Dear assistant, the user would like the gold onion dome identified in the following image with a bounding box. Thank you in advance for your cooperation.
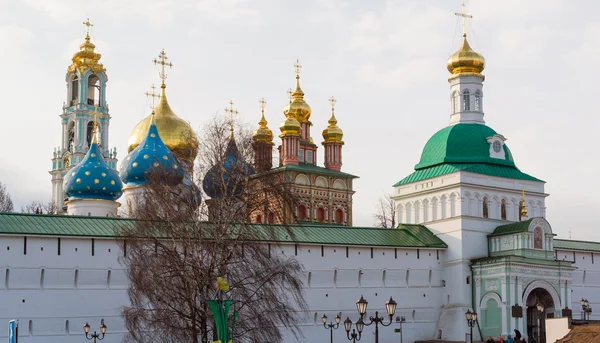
[280,114,301,136]
[283,60,311,123]
[253,100,274,144]
[446,34,485,75]
[127,85,198,164]
[68,34,105,74]
[322,113,343,143]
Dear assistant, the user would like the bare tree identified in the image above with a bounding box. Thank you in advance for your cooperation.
[118,115,307,343]
[0,182,13,213]
[21,200,55,214]
[373,194,396,228]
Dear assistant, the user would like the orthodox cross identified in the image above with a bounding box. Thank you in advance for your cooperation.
[287,88,293,103]
[259,97,267,116]
[224,100,238,139]
[294,59,302,78]
[91,106,103,143]
[145,84,160,111]
[329,96,337,114]
[454,3,473,37]
[83,18,93,37]
[153,49,173,87]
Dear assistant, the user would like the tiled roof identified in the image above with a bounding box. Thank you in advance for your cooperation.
[393,163,543,186]
[0,213,446,248]
[488,219,533,237]
[554,239,600,253]
[555,322,600,343]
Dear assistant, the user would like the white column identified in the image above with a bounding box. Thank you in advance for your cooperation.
[501,276,508,335]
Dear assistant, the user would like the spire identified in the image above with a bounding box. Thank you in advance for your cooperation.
[224,100,238,140]
[253,97,273,144]
[322,96,344,143]
[454,3,472,38]
[293,59,304,97]
[520,188,528,219]
[283,60,312,123]
[447,4,485,76]
[145,84,160,113]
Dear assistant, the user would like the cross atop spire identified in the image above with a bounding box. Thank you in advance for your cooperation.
[329,96,337,113]
[224,100,238,139]
[145,84,160,111]
[294,59,302,79]
[287,88,293,103]
[454,2,473,37]
[83,18,93,38]
[153,49,173,88]
[259,97,267,116]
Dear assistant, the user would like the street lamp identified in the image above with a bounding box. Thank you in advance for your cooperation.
[396,316,406,343]
[580,298,592,320]
[344,317,364,342]
[83,320,106,342]
[536,303,544,343]
[465,310,477,343]
[353,296,397,343]
[322,313,341,343]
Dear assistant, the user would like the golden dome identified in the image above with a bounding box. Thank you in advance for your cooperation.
[127,85,198,164]
[283,76,311,123]
[253,100,274,144]
[322,98,344,143]
[279,116,301,136]
[447,35,485,75]
[68,34,105,74]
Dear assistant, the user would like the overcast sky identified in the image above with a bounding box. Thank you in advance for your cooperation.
[1,0,599,241]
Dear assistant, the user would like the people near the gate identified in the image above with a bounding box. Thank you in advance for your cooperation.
[486,336,495,343]
[499,336,504,343]
[506,334,515,343]
[514,329,522,342]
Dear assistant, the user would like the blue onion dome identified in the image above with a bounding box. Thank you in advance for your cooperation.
[120,115,184,187]
[180,174,202,207]
[64,132,122,201]
[202,138,255,198]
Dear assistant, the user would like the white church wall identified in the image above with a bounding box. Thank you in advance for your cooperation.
[556,248,600,320]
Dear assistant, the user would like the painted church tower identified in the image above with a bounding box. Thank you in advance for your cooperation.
[392,5,548,340]
[50,20,118,213]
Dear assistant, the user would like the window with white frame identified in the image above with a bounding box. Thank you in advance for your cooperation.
[463,90,471,111]
[474,91,481,111]
[453,91,459,113]
[299,149,305,162]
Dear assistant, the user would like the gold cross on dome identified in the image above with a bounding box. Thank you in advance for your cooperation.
[294,59,302,77]
[454,2,473,37]
[153,49,173,86]
[83,18,93,37]
[287,88,293,103]
[224,100,238,138]
[145,84,160,110]
[259,97,267,114]
[329,96,337,112]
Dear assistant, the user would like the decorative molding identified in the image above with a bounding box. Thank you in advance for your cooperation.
[480,291,503,309]
[522,280,561,309]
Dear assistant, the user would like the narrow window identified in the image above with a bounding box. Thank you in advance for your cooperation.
[57,237,61,256]
[294,244,298,256]
[298,205,307,220]
[483,197,489,218]
[346,246,349,258]
[474,92,481,111]
[299,149,305,162]
[417,249,420,259]
[268,244,271,258]
[437,250,439,260]
[91,239,95,256]
[453,91,459,113]
[501,199,507,220]
[466,276,470,284]
[317,207,326,222]
[370,247,373,259]
[321,245,324,257]
[463,90,471,111]
[71,75,79,104]
[335,208,344,224]
[23,237,27,255]
[267,212,275,224]
[123,240,127,257]
[40,269,45,289]
[255,214,262,223]
[395,248,397,259]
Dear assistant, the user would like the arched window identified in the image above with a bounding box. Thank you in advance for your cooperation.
[86,121,99,148]
[452,91,459,113]
[462,90,471,111]
[501,199,507,220]
[87,74,100,106]
[67,121,75,152]
[298,205,307,220]
[483,197,488,218]
[267,212,275,224]
[474,91,481,111]
[335,208,344,224]
[255,214,262,223]
[71,75,79,104]
[317,207,326,222]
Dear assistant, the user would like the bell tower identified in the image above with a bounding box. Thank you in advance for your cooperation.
[50,19,118,213]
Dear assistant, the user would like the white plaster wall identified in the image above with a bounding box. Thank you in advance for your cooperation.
[0,234,447,343]
[556,248,600,320]
[544,317,569,343]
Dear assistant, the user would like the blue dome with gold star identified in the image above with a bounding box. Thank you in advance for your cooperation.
[64,137,123,201]
[202,138,254,198]
[120,116,184,187]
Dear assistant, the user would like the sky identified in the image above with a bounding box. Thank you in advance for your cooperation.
[1,0,599,241]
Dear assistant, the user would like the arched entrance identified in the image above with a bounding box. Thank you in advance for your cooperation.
[526,288,554,343]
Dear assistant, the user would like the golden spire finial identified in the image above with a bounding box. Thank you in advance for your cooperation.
[520,188,528,219]
[153,49,173,88]
[329,96,337,113]
[294,58,302,79]
[454,2,473,37]
[259,97,267,117]
[91,106,102,144]
[224,100,238,139]
[287,88,293,104]
[83,18,93,38]
[145,84,160,112]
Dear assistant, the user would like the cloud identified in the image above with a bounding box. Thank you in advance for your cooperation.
[196,0,262,26]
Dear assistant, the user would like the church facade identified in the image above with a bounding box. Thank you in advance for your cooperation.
[0,12,598,343]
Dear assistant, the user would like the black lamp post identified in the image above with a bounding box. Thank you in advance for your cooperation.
[353,295,397,343]
[344,317,364,342]
[580,298,592,320]
[465,310,478,343]
[83,320,106,342]
[322,313,341,343]
[396,316,406,343]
